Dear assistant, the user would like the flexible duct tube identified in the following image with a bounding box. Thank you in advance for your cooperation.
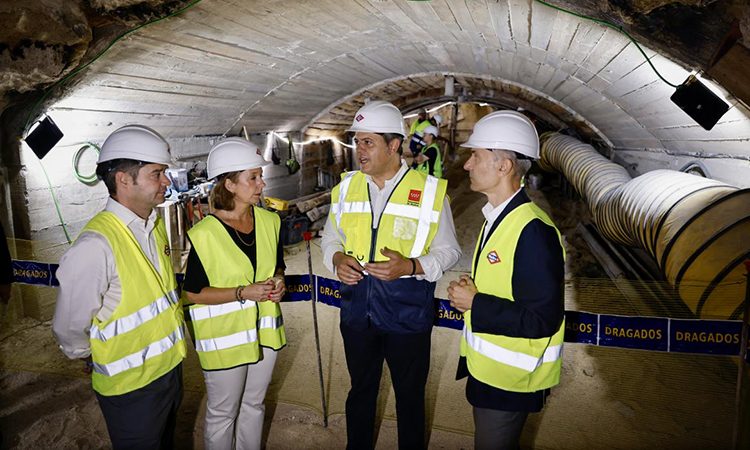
[539,133,750,319]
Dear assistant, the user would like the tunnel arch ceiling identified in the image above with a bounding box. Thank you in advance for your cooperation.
[44,0,750,182]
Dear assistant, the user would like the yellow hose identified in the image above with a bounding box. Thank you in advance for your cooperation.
[540,133,750,319]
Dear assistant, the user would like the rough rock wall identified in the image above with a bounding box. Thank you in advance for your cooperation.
[0,0,193,241]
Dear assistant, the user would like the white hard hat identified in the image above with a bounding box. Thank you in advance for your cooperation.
[98,125,171,165]
[207,137,269,179]
[348,101,406,137]
[460,110,539,159]
[432,114,443,125]
[423,125,439,137]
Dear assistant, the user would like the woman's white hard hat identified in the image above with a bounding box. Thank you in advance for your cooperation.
[423,125,439,137]
[207,137,269,179]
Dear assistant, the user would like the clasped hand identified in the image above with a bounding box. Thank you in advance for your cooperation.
[242,277,285,302]
[447,274,477,313]
[334,247,411,285]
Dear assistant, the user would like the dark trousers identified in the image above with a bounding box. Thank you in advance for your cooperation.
[473,407,529,450]
[340,323,431,450]
[96,363,183,450]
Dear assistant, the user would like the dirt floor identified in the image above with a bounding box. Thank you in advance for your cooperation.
[0,159,740,449]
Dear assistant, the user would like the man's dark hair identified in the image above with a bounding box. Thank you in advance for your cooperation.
[381,133,404,155]
[95,159,144,196]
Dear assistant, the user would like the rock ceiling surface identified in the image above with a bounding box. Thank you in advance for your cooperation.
[10,0,750,158]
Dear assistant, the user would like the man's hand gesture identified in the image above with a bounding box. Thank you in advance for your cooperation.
[365,247,413,281]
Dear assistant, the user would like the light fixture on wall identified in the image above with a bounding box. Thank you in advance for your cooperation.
[670,75,730,131]
[23,116,64,159]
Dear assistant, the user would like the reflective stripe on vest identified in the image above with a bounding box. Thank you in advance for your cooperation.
[332,170,444,260]
[463,326,562,372]
[84,212,186,396]
[93,325,184,377]
[189,299,257,322]
[259,315,284,330]
[90,290,179,342]
[195,328,258,353]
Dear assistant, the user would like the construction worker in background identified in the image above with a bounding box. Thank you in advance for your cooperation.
[182,137,286,450]
[322,100,461,449]
[447,111,565,450]
[53,125,187,449]
[414,125,443,178]
[407,107,432,156]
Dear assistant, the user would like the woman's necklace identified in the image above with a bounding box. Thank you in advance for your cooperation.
[234,227,255,247]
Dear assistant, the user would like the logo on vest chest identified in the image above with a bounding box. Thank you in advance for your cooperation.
[486,250,500,264]
[164,244,171,256]
[407,189,422,206]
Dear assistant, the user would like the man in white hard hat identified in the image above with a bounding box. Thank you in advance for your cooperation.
[321,100,461,449]
[447,111,565,449]
[53,125,187,449]
[407,107,431,156]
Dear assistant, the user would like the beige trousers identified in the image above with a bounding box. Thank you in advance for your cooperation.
[203,348,277,450]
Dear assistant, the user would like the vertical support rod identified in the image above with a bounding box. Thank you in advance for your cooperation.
[304,231,328,427]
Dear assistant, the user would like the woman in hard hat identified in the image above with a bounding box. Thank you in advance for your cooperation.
[182,137,286,450]
[414,125,443,178]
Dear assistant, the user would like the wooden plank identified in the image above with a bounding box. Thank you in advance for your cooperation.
[603,62,658,98]
[508,0,531,45]
[707,43,750,108]
[486,0,514,52]
[529,1,557,52]
[599,41,657,84]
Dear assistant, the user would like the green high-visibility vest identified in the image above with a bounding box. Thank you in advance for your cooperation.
[410,119,431,135]
[330,169,447,263]
[85,212,186,396]
[416,143,443,178]
[460,202,565,392]
[187,208,285,370]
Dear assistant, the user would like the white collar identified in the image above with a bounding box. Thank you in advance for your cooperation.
[481,187,523,227]
[364,161,409,190]
[105,197,157,229]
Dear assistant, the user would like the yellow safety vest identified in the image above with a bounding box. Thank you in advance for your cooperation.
[460,203,565,392]
[84,212,186,396]
[330,169,447,264]
[416,143,443,178]
[187,208,285,370]
[409,119,431,136]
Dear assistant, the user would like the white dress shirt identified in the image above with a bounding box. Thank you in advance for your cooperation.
[321,162,461,282]
[53,198,163,359]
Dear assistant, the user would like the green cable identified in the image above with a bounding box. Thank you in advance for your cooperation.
[534,0,681,88]
[72,142,100,185]
[22,0,204,133]
[37,159,72,244]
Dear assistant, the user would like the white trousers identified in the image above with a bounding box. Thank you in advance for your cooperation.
[203,348,278,450]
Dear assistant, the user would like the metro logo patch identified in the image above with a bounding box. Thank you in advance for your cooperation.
[407,189,422,206]
[355,114,365,122]
[487,250,500,264]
